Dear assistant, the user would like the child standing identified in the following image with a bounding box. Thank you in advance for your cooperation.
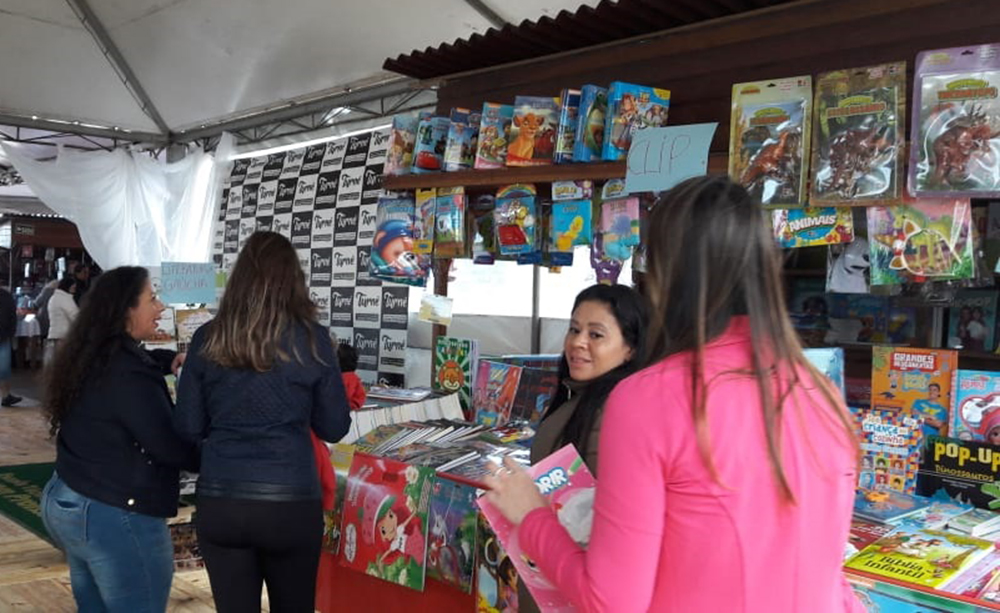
[338,343,367,410]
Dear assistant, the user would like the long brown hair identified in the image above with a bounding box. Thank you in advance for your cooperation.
[44,266,150,435]
[202,231,323,371]
[643,175,856,501]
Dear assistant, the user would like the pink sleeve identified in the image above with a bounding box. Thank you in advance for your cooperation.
[519,379,667,613]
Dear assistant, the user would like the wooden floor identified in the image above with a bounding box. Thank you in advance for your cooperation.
[0,370,269,612]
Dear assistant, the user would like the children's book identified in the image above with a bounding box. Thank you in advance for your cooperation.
[845,525,995,589]
[803,346,846,398]
[602,81,671,161]
[478,444,597,612]
[853,489,934,523]
[473,361,523,427]
[413,188,436,255]
[507,96,560,167]
[412,114,450,173]
[573,84,608,163]
[145,306,178,351]
[174,308,213,346]
[826,294,917,347]
[977,567,1000,603]
[433,337,479,417]
[947,290,998,352]
[434,188,467,258]
[600,197,640,261]
[475,103,514,170]
[549,200,592,266]
[499,354,562,372]
[476,511,519,612]
[443,108,480,172]
[941,549,1000,598]
[371,195,430,287]
[949,507,1000,537]
[772,206,854,248]
[495,184,538,257]
[871,346,957,439]
[385,114,419,176]
[554,88,581,164]
[846,519,896,560]
[918,435,1000,511]
[509,367,560,429]
[322,443,356,555]
[851,407,925,494]
[895,499,974,531]
[338,453,435,591]
[425,479,478,593]
[951,370,1000,443]
[867,200,974,285]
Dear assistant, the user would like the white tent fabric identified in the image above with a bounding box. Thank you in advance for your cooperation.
[0,134,233,269]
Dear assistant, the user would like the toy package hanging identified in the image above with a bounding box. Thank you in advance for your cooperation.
[554,88,581,164]
[811,62,906,205]
[601,81,671,161]
[443,108,480,172]
[495,184,537,257]
[385,114,419,176]
[474,103,514,170]
[550,200,592,265]
[910,44,1000,197]
[413,188,436,255]
[729,76,812,207]
[573,84,608,163]
[412,114,451,173]
[371,195,430,287]
[434,187,467,258]
[507,96,560,167]
[772,207,854,248]
[470,194,497,265]
[601,197,640,261]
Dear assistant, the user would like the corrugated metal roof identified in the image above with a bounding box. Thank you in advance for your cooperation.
[384,0,800,79]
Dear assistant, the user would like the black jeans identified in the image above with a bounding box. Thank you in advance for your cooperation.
[195,495,322,613]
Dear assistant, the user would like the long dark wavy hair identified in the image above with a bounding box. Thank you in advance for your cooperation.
[643,175,856,501]
[544,284,647,461]
[44,266,150,435]
[201,231,323,371]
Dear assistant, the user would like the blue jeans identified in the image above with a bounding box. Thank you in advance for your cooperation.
[41,473,174,613]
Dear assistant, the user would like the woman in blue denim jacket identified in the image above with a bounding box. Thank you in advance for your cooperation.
[41,266,198,613]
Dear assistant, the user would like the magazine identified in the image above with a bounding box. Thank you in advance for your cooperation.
[871,346,957,439]
[426,479,478,593]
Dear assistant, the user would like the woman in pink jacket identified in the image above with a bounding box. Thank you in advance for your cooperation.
[485,175,863,612]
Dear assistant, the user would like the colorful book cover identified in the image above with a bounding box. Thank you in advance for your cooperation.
[977,566,1000,602]
[476,511,519,613]
[600,197,640,261]
[852,406,925,494]
[952,370,1000,443]
[551,180,593,202]
[433,336,478,416]
[849,519,896,553]
[174,308,213,345]
[443,108,480,172]
[509,367,560,429]
[826,294,917,346]
[772,207,854,248]
[385,114,419,176]
[896,499,974,531]
[338,453,435,591]
[918,435,1000,511]
[947,507,1000,536]
[412,115,450,173]
[871,346,957,439]
[371,195,430,287]
[867,200,974,285]
[478,444,596,613]
[947,290,998,352]
[845,525,995,589]
[849,583,953,612]
[413,188,436,255]
[322,443,356,555]
[554,88,581,164]
[550,200,592,260]
[434,188,467,258]
[425,479,478,593]
[846,376,873,408]
[601,81,671,161]
[507,96,560,167]
[941,549,1000,598]
[803,346,845,398]
[573,84,608,163]
[473,360,523,427]
[853,489,934,523]
[475,103,514,170]
[495,184,538,257]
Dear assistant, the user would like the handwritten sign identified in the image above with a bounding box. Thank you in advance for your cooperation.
[160,261,216,305]
[624,123,718,194]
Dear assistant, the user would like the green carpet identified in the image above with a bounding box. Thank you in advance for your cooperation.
[0,462,53,542]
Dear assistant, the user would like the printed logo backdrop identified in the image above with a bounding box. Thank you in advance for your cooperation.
[212,128,406,386]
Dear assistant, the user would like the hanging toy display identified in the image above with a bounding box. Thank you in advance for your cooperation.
[434,187,467,258]
[600,197,640,262]
[590,233,623,285]
[413,188,436,255]
[494,184,538,259]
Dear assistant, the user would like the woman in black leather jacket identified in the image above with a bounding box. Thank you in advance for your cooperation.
[174,231,351,613]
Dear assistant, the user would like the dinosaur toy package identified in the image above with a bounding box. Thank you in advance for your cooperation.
[910,44,1000,197]
[729,76,812,207]
[811,62,906,206]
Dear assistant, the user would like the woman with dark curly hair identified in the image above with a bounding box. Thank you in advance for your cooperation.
[40,266,198,613]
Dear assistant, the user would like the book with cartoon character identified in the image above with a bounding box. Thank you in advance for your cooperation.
[951,370,1000,443]
[507,96,560,167]
[425,479,478,593]
[509,367,560,429]
[554,88,581,164]
[476,511,520,613]
[573,85,608,163]
[475,103,514,170]
[433,336,479,418]
[600,197,640,262]
[473,361,523,427]
[322,443,356,555]
[871,346,957,439]
[338,453,435,591]
[434,188,467,258]
[550,200,592,263]
[443,108,480,172]
[370,195,431,287]
[385,113,419,176]
[851,406,925,494]
[845,525,995,589]
[495,184,538,257]
[601,81,671,161]
[477,444,597,613]
[412,115,450,173]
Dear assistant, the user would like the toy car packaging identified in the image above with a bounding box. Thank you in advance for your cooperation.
[370,195,430,286]
[494,184,538,257]
[910,44,1000,197]
[811,62,906,206]
[729,76,812,207]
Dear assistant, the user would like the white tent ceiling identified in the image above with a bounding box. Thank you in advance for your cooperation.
[0,0,603,140]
